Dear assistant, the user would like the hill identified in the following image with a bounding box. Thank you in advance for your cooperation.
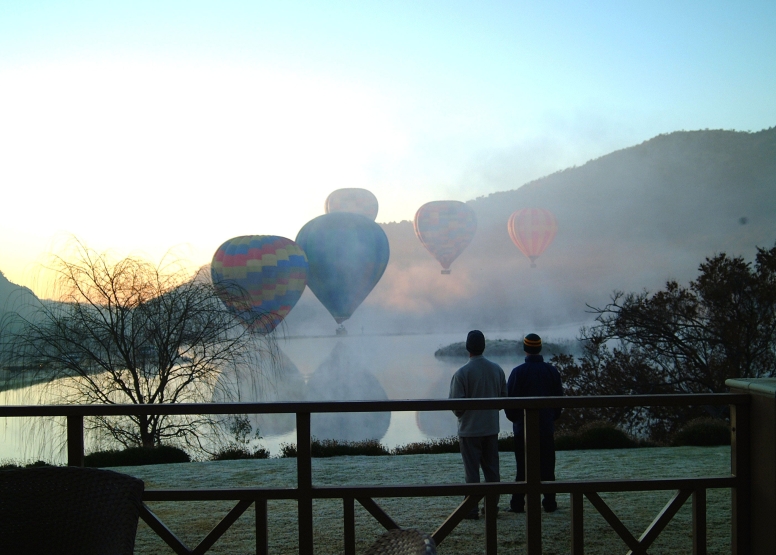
[284,128,776,335]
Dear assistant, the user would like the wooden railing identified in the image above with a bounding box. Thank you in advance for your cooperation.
[0,393,749,554]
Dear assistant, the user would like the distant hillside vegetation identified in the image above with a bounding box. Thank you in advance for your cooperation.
[0,271,37,322]
[435,339,580,359]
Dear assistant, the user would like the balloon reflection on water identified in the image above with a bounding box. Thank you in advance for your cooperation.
[212,349,305,437]
[305,342,390,442]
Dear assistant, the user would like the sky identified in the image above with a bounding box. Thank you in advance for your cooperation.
[1,0,774,296]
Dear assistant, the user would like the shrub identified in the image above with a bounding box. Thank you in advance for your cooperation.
[557,421,638,450]
[278,442,297,458]
[211,445,270,461]
[497,435,515,452]
[84,445,191,467]
[279,438,390,458]
[393,437,460,455]
[0,460,52,470]
[671,418,730,446]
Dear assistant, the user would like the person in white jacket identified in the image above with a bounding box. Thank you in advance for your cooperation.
[449,330,508,519]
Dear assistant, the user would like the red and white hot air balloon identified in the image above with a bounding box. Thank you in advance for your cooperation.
[508,208,557,267]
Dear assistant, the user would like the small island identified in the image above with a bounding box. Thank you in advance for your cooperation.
[434,338,578,359]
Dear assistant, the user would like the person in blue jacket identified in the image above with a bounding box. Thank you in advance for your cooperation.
[505,333,564,513]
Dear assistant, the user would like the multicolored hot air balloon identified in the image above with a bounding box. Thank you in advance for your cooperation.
[508,208,558,267]
[295,212,389,334]
[414,200,477,274]
[211,236,308,332]
[325,188,379,221]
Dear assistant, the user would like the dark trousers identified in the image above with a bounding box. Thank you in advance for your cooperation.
[511,432,556,510]
[460,435,500,513]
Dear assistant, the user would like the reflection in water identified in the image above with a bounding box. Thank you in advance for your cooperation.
[415,357,515,439]
[415,373,458,438]
[306,342,390,441]
[213,348,305,437]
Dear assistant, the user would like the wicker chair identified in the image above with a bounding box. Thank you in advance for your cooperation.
[363,528,437,555]
[0,466,144,555]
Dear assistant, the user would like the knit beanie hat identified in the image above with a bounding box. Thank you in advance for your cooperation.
[466,330,486,355]
[523,333,542,354]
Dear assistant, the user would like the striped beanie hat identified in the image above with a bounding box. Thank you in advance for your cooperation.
[523,333,542,354]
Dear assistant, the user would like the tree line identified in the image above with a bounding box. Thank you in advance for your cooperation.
[553,243,776,441]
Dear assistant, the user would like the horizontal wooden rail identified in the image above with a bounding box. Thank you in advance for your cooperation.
[142,476,737,502]
[0,392,748,417]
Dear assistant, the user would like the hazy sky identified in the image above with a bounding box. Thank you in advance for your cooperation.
[1,0,774,294]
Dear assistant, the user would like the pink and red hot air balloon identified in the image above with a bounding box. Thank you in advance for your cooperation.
[325,188,379,221]
[508,208,557,267]
[414,200,477,274]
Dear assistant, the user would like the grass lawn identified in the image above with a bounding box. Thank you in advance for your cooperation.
[117,446,731,554]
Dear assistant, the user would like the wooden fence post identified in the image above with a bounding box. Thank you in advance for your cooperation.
[525,408,542,555]
[66,414,84,467]
[726,378,775,554]
[297,412,314,554]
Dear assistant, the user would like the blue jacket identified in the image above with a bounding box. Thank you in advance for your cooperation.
[505,354,564,436]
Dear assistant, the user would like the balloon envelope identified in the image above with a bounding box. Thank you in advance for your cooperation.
[296,213,390,325]
[325,188,379,221]
[508,208,558,267]
[414,201,477,274]
[211,236,308,332]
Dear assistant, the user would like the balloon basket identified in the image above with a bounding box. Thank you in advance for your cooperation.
[441,269,451,275]
[530,263,537,268]
[335,325,348,336]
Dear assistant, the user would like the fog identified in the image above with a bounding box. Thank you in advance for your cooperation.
[284,128,776,337]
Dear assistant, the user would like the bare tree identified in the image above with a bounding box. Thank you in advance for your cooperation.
[0,240,277,452]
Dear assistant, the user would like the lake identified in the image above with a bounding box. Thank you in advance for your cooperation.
[0,324,584,462]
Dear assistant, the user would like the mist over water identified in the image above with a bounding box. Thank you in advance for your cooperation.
[0,324,584,461]
[213,349,305,437]
[256,326,583,453]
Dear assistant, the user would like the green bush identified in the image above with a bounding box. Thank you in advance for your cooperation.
[557,421,638,450]
[671,417,730,446]
[393,437,460,455]
[84,445,191,467]
[211,445,270,461]
[279,438,390,458]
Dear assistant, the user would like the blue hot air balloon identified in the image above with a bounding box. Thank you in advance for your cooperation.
[295,213,389,333]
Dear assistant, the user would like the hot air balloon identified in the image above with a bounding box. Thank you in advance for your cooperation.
[295,213,389,334]
[325,188,379,221]
[508,208,558,267]
[414,201,477,274]
[211,236,308,332]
